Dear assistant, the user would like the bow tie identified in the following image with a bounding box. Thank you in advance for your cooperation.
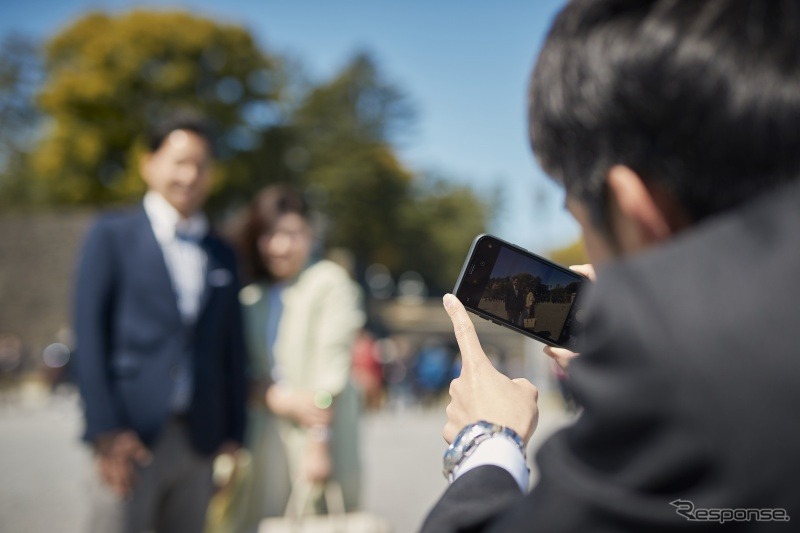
[174,228,204,244]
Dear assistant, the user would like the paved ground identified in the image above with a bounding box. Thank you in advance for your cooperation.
[478,298,572,343]
[0,382,575,533]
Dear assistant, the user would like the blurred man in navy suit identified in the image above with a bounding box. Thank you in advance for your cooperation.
[74,114,246,533]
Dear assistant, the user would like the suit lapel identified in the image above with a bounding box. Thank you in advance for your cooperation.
[197,236,217,321]
[133,208,182,324]
[195,235,237,324]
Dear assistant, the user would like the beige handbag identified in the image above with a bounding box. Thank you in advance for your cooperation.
[523,318,537,329]
[259,480,392,533]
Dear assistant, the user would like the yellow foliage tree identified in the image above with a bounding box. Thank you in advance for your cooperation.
[548,237,589,267]
[32,10,282,205]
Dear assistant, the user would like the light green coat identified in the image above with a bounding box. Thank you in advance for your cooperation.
[225,260,365,532]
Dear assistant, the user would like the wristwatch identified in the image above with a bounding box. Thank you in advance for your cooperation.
[442,420,526,481]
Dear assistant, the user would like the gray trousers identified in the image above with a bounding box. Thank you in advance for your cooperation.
[86,418,214,533]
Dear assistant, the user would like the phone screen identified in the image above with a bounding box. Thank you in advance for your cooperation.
[454,234,587,349]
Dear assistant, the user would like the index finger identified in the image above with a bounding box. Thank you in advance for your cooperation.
[543,345,578,371]
[569,264,596,282]
[442,294,489,368]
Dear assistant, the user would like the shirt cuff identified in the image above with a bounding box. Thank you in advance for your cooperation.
[452,435,529,492]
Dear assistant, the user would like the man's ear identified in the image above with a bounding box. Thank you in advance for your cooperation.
[606,165,673,252]
[139,153,153,186]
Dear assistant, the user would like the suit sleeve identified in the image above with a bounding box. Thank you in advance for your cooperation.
[73,219,123,442]
[421,466,525,533]
[422,268,710,531]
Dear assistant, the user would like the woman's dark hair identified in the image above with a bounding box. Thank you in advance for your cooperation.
[237,185,311,282]
[146,112,216,155]
[529,0,800,229]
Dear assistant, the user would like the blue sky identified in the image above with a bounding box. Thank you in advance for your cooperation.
[0,0,580,253]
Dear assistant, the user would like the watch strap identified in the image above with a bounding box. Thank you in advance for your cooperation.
[443,420,527,480]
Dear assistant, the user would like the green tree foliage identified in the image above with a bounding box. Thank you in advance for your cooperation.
[398,178,493,291]
[287,53,490,291]
[0,34,41,206]
[32,10,282,204]
[289,54,413,268]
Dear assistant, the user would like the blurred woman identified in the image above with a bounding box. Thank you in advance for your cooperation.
[224,185,364,531]
[525,287,536,320]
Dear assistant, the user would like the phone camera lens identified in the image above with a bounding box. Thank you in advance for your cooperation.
[479,261,486,267]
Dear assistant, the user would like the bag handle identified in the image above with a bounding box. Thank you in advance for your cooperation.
[283,478,347,520]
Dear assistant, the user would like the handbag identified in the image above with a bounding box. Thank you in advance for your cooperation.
[523,318,536,329]
[259,479,392,533]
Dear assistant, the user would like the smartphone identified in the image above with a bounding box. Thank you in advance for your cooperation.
[453,234,588,349]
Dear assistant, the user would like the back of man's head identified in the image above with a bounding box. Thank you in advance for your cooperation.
[529,0,800,227]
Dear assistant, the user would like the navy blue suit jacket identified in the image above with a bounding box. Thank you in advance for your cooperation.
[74,207,247,456]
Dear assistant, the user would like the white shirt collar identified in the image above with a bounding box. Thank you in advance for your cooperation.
[143,191,209,243]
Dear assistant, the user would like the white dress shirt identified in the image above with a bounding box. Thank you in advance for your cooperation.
[143,191,208,323]
[452,436,530,493]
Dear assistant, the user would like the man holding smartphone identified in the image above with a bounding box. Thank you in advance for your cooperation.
[423,0,800,530]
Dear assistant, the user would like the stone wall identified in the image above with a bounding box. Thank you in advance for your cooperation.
[0,210,95,370]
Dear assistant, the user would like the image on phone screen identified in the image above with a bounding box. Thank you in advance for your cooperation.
[454,234,586,349]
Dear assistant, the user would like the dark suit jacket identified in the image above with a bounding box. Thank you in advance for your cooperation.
[423,178,800,531]
[74,207,247,456]
[505,285,525,314]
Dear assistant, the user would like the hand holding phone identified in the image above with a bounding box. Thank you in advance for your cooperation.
[441,294,540,445]
[453,234,589,349]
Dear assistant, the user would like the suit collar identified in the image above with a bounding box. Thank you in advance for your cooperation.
[133,205,235,328]
[143,191,209,243]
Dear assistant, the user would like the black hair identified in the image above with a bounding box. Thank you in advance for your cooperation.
[529,0,800,227]
[146,112,216,155]
[238,184,311,282]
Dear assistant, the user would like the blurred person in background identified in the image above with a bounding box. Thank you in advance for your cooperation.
[350,327,386,410]
[504,277,525,326]
[424,0,800,530]
[73,113,247,533]
[524,286,535,322]
[221,185,364,532]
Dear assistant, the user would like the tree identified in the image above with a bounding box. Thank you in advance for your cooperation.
[287,52,492,291]
[549,237,588,266]
[397,177,494,291]
[28,11,492,292]
[289,53,413,264]
[0,34,42,206]
[31,10,284,205]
